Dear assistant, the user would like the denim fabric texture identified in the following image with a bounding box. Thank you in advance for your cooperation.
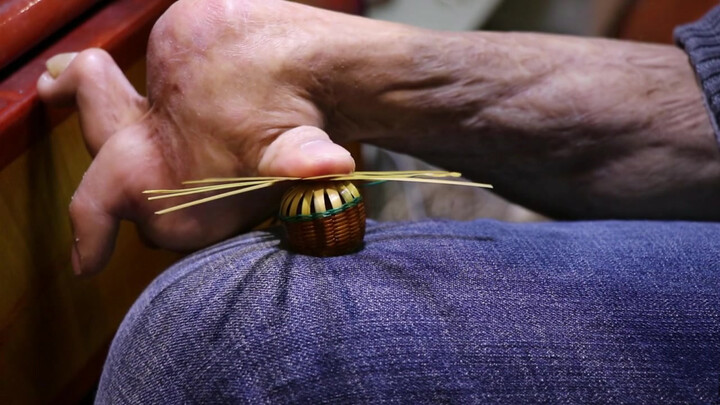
[675,5,720,147]
[96,219,720,404]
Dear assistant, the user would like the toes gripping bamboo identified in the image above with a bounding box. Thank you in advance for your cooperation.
[144,170,493,257]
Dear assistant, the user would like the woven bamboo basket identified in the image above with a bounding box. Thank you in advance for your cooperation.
[145,171,492,256]
[279,180,366,256]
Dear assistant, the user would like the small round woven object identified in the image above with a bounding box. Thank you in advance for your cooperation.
[279,180,366,256]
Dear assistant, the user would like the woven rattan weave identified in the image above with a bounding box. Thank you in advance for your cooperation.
[279,181,366,256]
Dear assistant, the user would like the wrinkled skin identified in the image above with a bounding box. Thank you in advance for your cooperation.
[37,0,357,274]
[37,0,720,275]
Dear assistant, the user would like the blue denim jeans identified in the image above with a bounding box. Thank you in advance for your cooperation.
[96,219,720,403]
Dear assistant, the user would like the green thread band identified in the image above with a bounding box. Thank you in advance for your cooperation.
[279,196,363,223]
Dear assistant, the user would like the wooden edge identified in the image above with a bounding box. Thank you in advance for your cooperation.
[614,0,717,43]
[0,0,367,172]
[0,0,176,171]
[50,338,112,404]
[0,0,102,70]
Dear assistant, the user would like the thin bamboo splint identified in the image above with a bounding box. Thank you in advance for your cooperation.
[144,171,492,256]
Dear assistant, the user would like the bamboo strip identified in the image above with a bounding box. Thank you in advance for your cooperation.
[331,176,493,188]
[144,180,273,199]
[147,171,492,215]
[154,182,277,214]
[182,176,300,184]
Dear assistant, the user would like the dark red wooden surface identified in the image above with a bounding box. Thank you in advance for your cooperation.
[0,0,176,172]
[302,0,364,14]
[0,1,357,403]
[0,0,363,172]
[617,0,717,43]
[0,0,102,70]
